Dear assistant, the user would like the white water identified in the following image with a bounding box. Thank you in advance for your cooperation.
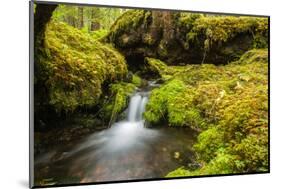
[127,93,148,122]
[35,83,197,183]
[65,92,152,157]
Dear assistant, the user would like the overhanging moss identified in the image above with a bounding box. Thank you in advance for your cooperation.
[36,21,128,112]
[145,57,169,78]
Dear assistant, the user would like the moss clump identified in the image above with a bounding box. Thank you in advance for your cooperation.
[167,151,238,177]
[132,74,142,86]
[234,49,268,65]
[37,21,128,112]
[144,78,205,128]
[145,57,169,78]
[101,82,136,123]
[144,79,184,124]
[145,57,187,80]
[187,16,268,42]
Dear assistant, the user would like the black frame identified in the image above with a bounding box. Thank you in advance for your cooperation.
[29,0,270,188]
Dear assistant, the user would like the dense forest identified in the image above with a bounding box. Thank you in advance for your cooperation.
[33,3,268,186]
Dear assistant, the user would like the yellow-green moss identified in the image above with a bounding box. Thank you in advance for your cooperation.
[185,16,268,50]
[107,10,151,43]
[132,74,142,86]
[144,79,186,124]
[234,48,268,65]
[145,57,187,80]
[38,21,128,112]
[145,57,169,77]
[144,49,268,175]
[167,151,238,177]
[101,82,136,121]
[91,29,108,41]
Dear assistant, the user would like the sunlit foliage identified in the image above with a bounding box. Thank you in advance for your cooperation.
[52,5,125,31]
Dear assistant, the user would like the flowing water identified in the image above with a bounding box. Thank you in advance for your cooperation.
[34,81,197,185]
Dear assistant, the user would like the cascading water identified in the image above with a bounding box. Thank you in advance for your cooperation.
[34,81,197,184]
[127,92,148,122]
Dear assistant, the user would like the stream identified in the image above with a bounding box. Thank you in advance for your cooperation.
[34,81,197,186]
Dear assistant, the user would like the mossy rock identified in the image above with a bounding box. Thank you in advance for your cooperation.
[108,12,268,65]
[107,10,152,47]
[100,82,137,124]
[35,21,128,113]
[234,48,268,65]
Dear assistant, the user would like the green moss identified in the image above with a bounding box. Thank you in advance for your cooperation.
[132,74,142,86]
[234,49,268,65]
[101,82,136,122]
[185,16,268,50]
[145,57,187,80]
[107,11,268,64]
[144,79,185,124]
[167,87,205,128]
[194,127,225,162]
[107,10,152,44]
[91,29,108,40]
[145,57,169,77]
[167,151,238,177]
[144,49,269,176]
[234,131,268,171]
[37,21,128,112]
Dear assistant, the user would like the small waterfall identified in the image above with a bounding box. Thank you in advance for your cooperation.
[138,96,148,121]
[127,93,148,122]
[35,80,197,183]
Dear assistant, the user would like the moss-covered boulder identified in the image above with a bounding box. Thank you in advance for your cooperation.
[108,11,268,65]
[35,21,128,114]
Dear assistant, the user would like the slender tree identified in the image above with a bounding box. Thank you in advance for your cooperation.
[78,7,84,29]
[90,8,101,31]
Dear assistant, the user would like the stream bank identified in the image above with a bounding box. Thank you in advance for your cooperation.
[34,80,199,186]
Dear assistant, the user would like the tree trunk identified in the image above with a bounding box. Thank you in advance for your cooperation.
[90,9,100,31]
[34,4,57,49]
[33,3,57,131]
[34,3,57,73]
[78,7,84,29]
